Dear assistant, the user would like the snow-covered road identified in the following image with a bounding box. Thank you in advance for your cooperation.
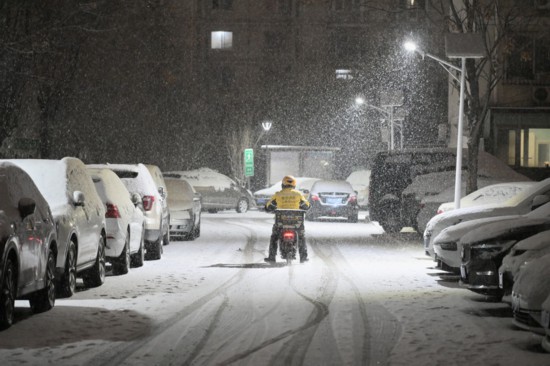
[0,211,548,365]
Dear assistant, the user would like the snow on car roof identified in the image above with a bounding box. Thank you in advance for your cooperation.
[254,177,320,196]
[164,168,236,191]
[87,167,132,204]
[88,163,160,197]
[311,180,354,193]
[0,162,50,221]
[3,158,78,211]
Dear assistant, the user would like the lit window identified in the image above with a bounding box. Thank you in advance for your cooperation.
[211,31,233,50]
[336,69,353,80]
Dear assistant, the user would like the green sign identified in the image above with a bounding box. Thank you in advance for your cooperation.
[244,148,254,177]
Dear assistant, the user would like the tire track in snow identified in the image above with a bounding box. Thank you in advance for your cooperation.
[308,236,402,366]
[84,219,263,366]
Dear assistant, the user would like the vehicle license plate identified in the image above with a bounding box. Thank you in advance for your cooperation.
[326,198,340,205]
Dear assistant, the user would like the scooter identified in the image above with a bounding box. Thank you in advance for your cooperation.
[274,209,305,264]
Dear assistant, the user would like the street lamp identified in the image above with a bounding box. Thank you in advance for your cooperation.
[355,96,404,150]
[404,34,484,209]
[253,120,272,148]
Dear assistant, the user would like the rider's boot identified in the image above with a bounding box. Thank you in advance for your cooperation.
[265,235,278,262]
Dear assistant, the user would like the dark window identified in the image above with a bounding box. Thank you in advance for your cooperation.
[505,35,550,81]
[213,0,233,10]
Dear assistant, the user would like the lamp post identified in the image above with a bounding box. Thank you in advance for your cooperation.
[404,34,484,209]
[355,97,404,150]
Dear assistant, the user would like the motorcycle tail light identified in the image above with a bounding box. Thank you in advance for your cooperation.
[282,230,295,241]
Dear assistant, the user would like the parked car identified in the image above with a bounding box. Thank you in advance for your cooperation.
[306,180,359,222]
[414,179,530,236]
[424,177,550,260]
[254,177,320,209]
[5,158,107,298]
[0,163,57,329]
[457,202,550,299]
[345,169,370,209]
[511,253,550,334]
[437,181,535,214]
[368,148,457,233]
[164,168,252,213]
[164,176,202,240]
[145,164,171,245]
[499,229,550,298]
[434,201,550,274]
[89,163,168,260]
[87,167,146,273]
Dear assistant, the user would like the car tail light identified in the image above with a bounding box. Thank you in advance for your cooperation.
[106,203,121,218]
[282,230,295,241]
[142,195,155,211]
[436,209,443,214]
[310,194,320,201]
[348,195,357,204]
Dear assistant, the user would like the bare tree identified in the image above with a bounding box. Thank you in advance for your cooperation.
[426,0,544,193]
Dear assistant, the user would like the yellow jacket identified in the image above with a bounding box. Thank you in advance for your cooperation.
[265,187,310,210]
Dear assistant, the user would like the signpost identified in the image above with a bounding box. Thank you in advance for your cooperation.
[244,148,254,177]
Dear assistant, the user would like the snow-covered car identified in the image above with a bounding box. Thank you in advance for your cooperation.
[511,253,550,335]
[5,158,107,298]
[164,176,201,240]
[499,230,550,298]
[306,180,359,222]
[145,164,171,245]
[254,177,320,209]
[434,200,550,273]
[345,170,370,209]
[0,163,57,329]
[437,181,535,214]
[416,180,534,236]
[164,168,251,214]
[88,167,145,273]
[424,177,550,259]
[457,202,550,299]
[89,163,168,260]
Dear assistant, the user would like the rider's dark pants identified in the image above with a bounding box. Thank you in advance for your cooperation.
[268,224,307,260]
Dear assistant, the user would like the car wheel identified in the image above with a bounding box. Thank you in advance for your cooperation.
[0,257,16,329]
[83,235,106,288]
[163,231,170,246]
[145,237,162,261]
[348,213,359,223]
[29,250,56,313]
[207,209,218,214]
[380,215,402,233]
[57,239,77,298]
[113,232,130,275]
[131,228,145,268]
[236,198,249,213]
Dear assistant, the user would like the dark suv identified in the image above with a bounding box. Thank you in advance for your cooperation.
[368,148,458,233]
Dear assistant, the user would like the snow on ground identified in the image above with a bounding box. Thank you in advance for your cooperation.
[0,210,548,366]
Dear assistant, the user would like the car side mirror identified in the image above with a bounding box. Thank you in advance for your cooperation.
[131,192,142,206]
[73,191,86,206]
[158,186,166,199]
[532,195,550,210]
[18,197,36,219]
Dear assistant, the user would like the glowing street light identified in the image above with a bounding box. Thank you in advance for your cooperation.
[404,34,485,209]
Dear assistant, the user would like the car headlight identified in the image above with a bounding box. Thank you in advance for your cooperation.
[471,240,516,254]
[438,242,457,251]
